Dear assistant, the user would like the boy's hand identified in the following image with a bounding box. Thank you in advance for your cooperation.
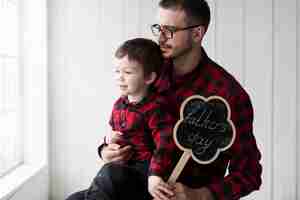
[101,143,132,163]
[148,175,174,200]
[107,130,122,143]
[101,130,133,163]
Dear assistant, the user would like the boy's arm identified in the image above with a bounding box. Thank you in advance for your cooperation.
[97,112,115,160]
[98,106,133,163]
[147,104,176,179]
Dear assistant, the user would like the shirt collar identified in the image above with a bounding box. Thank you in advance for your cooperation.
[154,47,210,93]
[119,90,156,108]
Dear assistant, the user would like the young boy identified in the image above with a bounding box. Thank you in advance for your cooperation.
[83,38,176,200]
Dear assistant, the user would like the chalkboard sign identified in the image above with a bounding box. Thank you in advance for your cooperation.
[168,95,236,183]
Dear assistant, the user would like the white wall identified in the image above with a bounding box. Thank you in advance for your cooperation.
[48,1,159,199]
[49,1,300,200]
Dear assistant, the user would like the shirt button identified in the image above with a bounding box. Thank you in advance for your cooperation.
[121,122,126,128]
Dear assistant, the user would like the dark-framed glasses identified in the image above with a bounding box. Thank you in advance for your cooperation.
[151,24,203,39]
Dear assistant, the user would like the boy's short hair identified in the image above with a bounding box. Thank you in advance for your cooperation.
[159,0,210,29]
[115,38,164,77]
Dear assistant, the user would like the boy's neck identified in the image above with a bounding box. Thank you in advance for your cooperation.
[128,88,149,103]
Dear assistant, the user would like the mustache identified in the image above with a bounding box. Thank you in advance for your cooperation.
[159,43,172,49]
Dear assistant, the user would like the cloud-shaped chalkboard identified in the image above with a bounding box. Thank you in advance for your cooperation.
[173,95,236,164]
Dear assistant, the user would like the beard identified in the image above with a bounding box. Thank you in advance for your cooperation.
[159,36,194,61]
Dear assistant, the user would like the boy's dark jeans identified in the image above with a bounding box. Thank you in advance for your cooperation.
[66,161,152,200]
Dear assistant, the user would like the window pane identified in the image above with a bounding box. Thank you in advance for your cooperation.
[0,0,22,177]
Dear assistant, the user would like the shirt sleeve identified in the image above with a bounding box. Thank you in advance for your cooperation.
[147,104,176,180]
[207,92,262,200]
[98,107,115,159]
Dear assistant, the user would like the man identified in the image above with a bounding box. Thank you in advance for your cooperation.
[101,0,262,200]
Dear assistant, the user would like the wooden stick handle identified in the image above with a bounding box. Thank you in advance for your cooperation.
[168,151,191,183]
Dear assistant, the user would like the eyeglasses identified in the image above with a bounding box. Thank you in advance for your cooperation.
[151,24,203,39]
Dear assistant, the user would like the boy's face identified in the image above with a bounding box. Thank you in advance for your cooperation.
[114,55,152,102]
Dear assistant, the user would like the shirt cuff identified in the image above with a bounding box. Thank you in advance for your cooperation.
[97,136,108,159]
[207,183,223,200]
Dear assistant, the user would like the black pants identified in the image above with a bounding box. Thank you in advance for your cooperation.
[65,162,152,200]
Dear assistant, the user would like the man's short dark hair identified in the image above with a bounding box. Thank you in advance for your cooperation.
[115,38,163,77]
[159,0,211,28]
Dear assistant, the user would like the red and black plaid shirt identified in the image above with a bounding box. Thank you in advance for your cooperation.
[107,92,176,178]
[154,48,262,200]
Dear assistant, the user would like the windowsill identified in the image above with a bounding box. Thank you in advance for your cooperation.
[0,162,47,200]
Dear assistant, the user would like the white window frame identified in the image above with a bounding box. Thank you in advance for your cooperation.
[0,0,48,199]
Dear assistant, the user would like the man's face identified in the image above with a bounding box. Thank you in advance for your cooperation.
[157,8,194,60]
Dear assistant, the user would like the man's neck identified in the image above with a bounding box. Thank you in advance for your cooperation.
[173,47,202,76]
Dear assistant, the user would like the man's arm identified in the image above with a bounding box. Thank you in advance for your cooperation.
[152,182,214,200]
[147,103,176,178]
[206,93,262,200]
[158,93,262,200]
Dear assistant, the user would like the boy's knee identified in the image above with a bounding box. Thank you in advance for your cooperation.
[98,163,123,179]
[94,162,129,187]
[65,190,86,200]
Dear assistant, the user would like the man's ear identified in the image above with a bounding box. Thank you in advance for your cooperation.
[192,25,206,43]
[145,72,157,85]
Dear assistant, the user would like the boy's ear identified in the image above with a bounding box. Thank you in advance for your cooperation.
[145,72,157,85]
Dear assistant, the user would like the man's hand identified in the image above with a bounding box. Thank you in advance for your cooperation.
[101,143,132,163]
[170,183,214,200]
[148,176,174,200]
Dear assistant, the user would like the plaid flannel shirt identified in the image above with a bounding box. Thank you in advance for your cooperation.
[154,47,262,200]
[107,92,176,178]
